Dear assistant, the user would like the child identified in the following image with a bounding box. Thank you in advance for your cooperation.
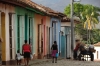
[16,50,21,65]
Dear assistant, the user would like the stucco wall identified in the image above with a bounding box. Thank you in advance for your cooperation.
[0,3,15,61]
[50,18,61,53]
[61,22,75,27]
[45,16,51,55]
[34,14,46,58]
[94,46,100,60]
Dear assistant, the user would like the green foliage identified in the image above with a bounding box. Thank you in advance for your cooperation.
[64,3,83,17]
[64,3,100,43]
[89,29,100,43]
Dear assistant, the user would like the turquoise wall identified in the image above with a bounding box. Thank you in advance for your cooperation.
[61,36,66,58]
[15,6,34,54]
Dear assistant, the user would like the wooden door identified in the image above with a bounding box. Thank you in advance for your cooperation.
[0,12,1,64]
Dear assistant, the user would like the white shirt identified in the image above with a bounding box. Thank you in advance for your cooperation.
[16,53,21,60]
[89,45,94,49]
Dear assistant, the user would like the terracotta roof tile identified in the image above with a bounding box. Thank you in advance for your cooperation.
[94,42,100,46]
[1,0,65,17]
[18,0,46,12]
[18,0,61,16]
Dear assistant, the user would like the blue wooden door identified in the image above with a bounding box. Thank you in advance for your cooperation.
[61,36,66,58]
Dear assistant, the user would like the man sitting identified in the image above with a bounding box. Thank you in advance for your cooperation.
[78,43,89,61]
[78,43,95,61]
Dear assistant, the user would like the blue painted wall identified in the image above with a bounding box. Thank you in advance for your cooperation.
[50,18,61,53]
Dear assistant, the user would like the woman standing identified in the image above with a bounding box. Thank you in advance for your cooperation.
[22,40,31,66]
[51,41,58,63]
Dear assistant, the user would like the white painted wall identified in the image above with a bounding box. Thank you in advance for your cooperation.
[61,22,75,27]
[61,22,76,58]
[94,46,100,60]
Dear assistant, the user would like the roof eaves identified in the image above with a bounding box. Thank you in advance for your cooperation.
[0,0,47,15]
[61,16,80,23]
[19,0,47,15]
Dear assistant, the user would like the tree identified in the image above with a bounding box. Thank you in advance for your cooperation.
[64,3,100,43]
[82,5,99,29]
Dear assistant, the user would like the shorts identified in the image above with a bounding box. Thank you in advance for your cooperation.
[24,52,30,58]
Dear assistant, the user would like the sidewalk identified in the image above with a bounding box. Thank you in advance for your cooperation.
[29,57,63,65]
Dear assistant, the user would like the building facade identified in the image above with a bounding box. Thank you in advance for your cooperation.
[60,17,80,59]
[0,0,65,65]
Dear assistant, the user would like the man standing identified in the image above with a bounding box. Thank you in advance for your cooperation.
[73,39,80,60]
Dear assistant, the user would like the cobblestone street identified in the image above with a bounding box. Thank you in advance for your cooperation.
[29,59,100,66]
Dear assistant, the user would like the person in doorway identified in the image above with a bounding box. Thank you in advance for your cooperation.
[16,50,21,65]
[51,41,58,63]
[22,40,31,66]
[73,39,81,60]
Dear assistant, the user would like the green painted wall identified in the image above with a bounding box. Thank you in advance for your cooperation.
[15,6,34,54]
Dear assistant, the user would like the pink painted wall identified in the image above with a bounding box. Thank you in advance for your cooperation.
[45,16,51,56]
[34,14,51,59]
[34,14,48,59]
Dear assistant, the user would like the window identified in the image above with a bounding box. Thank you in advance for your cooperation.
[28,17,33,53]
[9,13,15,59]
[17,15,24,53]
[52,21,57,42]
[97,51,98,59]
[17,16,20,50]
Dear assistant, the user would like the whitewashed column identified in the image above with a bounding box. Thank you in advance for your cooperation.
[12,13,16,59]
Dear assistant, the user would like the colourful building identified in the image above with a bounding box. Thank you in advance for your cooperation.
[0,2,15,65]
[0,0,65,65]
[61,17,80,58]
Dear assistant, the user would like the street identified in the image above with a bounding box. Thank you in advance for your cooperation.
[30,59,100,66]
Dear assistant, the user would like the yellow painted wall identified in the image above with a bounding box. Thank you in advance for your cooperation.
[0,3,15,61]
[1,12,6,61]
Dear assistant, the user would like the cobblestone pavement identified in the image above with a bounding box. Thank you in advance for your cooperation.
[29,59,100,66]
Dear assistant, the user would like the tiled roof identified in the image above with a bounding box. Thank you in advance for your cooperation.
[16,0,63,16]
[61,16,80,23]
[94,42,100,46]
[18,0,46,12]
[16,0,65,16]
[0,0,65,17]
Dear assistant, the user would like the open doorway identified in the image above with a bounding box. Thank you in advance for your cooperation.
[37,24,43,59]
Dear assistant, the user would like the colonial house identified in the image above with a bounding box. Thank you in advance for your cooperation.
[34,6,65,59]
[0,0,65,65]
[94,42,100,61]
[60,16,80,59]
